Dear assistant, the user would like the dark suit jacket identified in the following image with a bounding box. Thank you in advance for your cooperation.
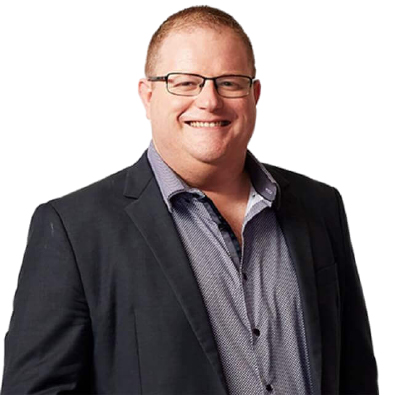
[1,150,378,395]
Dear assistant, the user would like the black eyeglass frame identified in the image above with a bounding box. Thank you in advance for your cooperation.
[147,72,256,98]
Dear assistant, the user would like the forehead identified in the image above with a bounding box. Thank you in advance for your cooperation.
[154,27,251,76]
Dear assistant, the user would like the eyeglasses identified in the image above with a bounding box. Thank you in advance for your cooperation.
[147,72,255,98]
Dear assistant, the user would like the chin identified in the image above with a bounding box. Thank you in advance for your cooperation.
[186,146,229,165]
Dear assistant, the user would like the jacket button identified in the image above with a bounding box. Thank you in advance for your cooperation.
[242,272,248,281]
[252,328,260,336]
[266,384,273,392]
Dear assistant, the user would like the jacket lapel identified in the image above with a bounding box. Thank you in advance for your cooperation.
[123,150,229,394]
[269,166,322,395]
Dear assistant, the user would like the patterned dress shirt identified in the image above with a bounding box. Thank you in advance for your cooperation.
[147,140,314,395]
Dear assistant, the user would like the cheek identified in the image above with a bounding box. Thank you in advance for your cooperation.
[245,100,257,120]
[235,102,256,124]
[235,104,257,139]
[170,98,192,121]
[151,95,191,124]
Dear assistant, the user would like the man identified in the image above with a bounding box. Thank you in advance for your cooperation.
[1,6,378,395]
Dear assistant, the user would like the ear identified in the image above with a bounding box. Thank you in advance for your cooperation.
[138,78,153,120]
[253,79,261,105]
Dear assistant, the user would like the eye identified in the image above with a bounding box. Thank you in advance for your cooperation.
[170,76,201,91]
[219,81,236,87]
[217,79,243,90]
[178,81,197,87]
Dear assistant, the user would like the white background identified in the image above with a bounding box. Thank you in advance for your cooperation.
[0,0,393,392]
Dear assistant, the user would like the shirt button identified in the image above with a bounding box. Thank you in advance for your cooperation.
[252,328,260,336]
[266,384,273,392]
[242,272,248,281]
[218,223,227,231]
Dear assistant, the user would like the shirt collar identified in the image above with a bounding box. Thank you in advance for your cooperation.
[147,139,280,212]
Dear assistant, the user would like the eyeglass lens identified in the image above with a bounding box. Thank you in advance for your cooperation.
[167,74,251,97]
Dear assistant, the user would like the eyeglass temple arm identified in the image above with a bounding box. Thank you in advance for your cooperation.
[147,76,167,82]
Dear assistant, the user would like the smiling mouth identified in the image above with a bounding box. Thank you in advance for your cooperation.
[185,121,231,128]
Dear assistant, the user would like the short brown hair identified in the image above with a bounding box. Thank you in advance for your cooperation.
[144,6,256,77]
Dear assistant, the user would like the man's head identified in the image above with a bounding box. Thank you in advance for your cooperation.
[139,6,261,172]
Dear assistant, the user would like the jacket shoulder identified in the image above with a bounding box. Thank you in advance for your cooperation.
[50,166,130,209]
[263,162,342,220]
[264,162,337,196]
[47,150,150,213]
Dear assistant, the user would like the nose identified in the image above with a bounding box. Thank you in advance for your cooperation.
[194,79,223,111]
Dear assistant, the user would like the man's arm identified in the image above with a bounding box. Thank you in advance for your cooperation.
[334,188,379,394]
[1,203,93,394]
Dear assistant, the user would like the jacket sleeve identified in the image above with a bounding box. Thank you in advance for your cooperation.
[334,188,379,394]
[1,203,93,394]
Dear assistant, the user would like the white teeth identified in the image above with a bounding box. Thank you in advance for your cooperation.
[188,121,228,128]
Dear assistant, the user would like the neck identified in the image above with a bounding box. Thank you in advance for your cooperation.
[153,139,251,201]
